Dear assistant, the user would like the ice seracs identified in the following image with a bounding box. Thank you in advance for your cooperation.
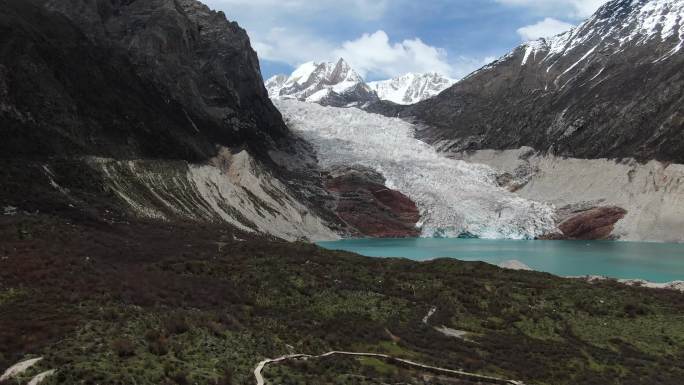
[368,72,455,105]
[276,99,557,239]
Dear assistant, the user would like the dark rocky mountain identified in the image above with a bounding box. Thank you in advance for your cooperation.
[0,0,419,240]
[0,0,330,237]
[1,0,286,162]
[388,0,684,163]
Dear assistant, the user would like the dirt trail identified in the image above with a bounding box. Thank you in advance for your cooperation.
[253,350,524,385]
[0,357,43,382]
[28,369,56,385]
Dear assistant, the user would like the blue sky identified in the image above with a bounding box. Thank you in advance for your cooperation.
[204,0,607,81]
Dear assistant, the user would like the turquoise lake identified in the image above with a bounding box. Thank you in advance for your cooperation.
[317,238,684,283]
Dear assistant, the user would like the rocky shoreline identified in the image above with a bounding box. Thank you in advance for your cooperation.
[581,275,684,293]
[497,260,684,293]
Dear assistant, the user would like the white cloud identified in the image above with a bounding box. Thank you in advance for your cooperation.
[202,1,525,80]
[254,28,484,80]
[483,56,497,64]
[499,0,604,42]
[251,27,335,65]
[204,0,389,21]
[517,18,574,40]
[495,0,607,18]
[333,31,454,78]
[202,0,409,77]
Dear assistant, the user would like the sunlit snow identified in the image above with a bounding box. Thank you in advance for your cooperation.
[368,73,455,105]
[276,100,557,239]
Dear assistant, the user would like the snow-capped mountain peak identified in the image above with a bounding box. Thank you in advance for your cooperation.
[287,61,319,86]
[265,58,377,107]
[266,59,454,106]
[400,0,684,166]
[368,72,455,105]
[265,74,288,98]
[517,0,684,68]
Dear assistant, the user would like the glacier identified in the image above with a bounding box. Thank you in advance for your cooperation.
[276,100,557,239]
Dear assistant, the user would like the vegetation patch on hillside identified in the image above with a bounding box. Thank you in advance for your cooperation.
[1,215,683,385]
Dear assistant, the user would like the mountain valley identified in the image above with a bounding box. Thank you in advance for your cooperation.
[1,0,684,384]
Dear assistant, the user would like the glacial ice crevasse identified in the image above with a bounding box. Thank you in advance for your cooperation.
[276,100,557,239]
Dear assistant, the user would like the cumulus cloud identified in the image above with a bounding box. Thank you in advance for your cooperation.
[517,18,574,40]
[498,0,604,42]
[250,28,458,78]
[251,27,336,65]
[332,31,454,78]
[201,0,530,79]
[451,56,500,79]
[254,28,484,80]
[495,0,607,18]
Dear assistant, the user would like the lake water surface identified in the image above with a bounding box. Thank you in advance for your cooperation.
[317,238,684,283]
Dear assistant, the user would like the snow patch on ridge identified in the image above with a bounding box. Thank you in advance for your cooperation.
[521,40,546,65]
[276,100,557,239]
[510,0,684,76]
[559,45,599,77]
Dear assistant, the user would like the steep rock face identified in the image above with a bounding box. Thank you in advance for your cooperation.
[1,0,286,161]
[266,58,378,107]
[0,150,340,241]
[324,167,420,238]
[540,205,628,240]
[0,0,346,240]
[368,73,455,105]
[557,206,628,240]
[400,0,684,163]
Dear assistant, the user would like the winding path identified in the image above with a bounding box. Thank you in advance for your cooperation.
[0,358,43,382]
[253,350,524,385]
